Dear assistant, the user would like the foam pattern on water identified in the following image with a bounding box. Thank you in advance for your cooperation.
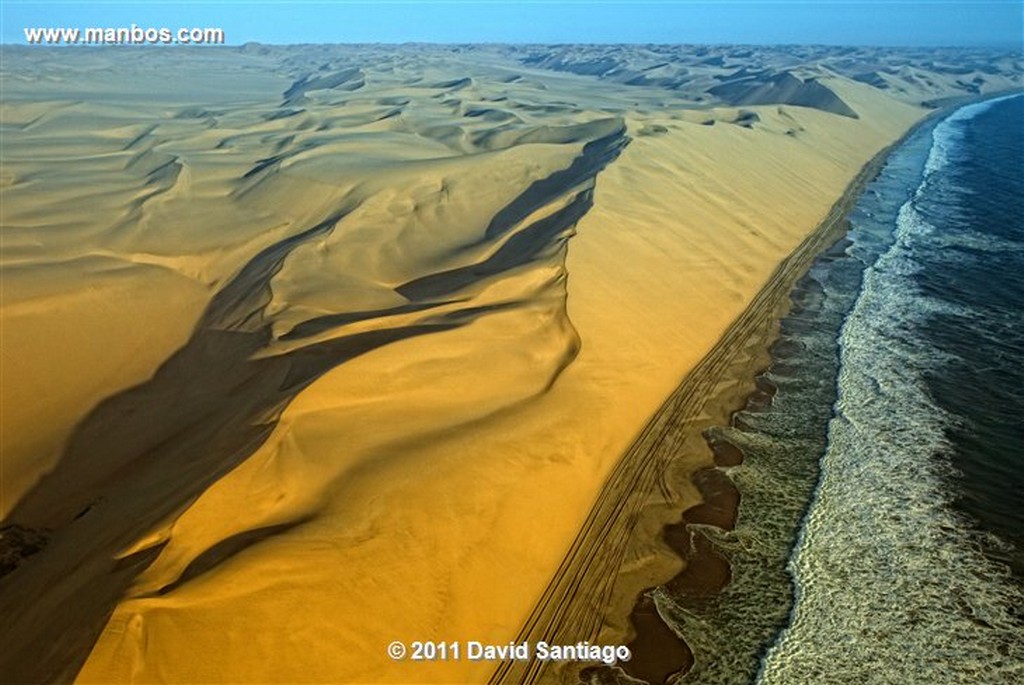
[923,94,1017,176]
[758,99,1024,685]
[654,112,938,685]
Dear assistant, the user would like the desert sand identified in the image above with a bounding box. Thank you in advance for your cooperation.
[1,44,1020,683]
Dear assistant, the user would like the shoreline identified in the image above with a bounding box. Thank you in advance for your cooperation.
[491,91,1018,685]
[616,91,1021,684]
[758,91,1024,684]
[490,122,920,685]
[616,124,914,684]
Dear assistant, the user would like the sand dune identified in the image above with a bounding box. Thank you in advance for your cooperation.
[708,70,859,118]
[0,43,1020,683]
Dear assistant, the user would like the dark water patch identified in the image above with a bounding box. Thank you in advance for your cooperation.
[706,436,745,468]
[681,469,739,532]
[620,594,694,685]
[912,95,1024,576]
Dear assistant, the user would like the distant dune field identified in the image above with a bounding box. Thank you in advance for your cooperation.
[0,44,1019,684]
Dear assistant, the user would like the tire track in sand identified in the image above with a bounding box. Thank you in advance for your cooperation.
[491,134,912,685]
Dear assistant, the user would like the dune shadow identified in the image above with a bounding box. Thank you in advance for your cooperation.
[0,207,468,682]
[0,121,629,683]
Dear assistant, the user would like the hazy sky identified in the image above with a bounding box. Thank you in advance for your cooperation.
[4,1,1023,48]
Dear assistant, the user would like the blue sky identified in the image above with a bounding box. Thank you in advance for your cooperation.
[3,1,1022,48]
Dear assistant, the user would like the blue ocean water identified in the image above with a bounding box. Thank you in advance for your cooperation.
[759,94,1024,683]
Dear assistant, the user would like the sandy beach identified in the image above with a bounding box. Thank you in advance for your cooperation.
[1,43,1020,684]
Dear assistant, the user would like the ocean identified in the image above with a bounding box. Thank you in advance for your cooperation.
[660,94,1024,684]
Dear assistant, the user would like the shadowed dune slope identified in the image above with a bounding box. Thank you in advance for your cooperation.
[2,45,634,682]
[709,71,860,118]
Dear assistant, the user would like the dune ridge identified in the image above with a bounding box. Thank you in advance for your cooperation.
[492,120,930,684]
[1,45,632,679]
